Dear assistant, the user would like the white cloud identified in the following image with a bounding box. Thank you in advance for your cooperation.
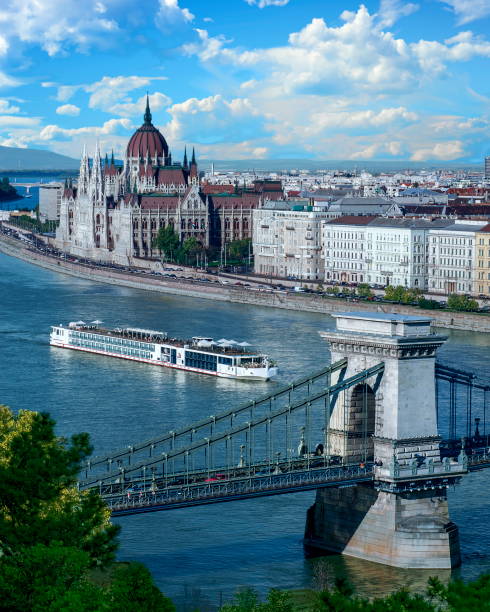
[0,115,40,128]
[39,117,133,141]
[43,75,170,116]
[410,141,465,161]
[0,99,20,114]
[378,0,419,27]
[0,0,121,56]
[156,0,194,31]
[109,92,171,117]
[245,0,290,7]
[164,94,265,145]
[0,71,21,89]
[439,0,490,25]
[56,104,80,116]
[185,6,490,94]
[0,0,194,57]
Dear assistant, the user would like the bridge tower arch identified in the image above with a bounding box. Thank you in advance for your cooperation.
[305,312,466,569]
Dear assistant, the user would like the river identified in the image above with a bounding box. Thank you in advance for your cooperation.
[1,251,489,610]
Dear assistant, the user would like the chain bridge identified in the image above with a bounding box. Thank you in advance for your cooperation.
[79,312,490,570]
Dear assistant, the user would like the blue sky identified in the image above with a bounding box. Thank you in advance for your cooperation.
[0,0,490,162]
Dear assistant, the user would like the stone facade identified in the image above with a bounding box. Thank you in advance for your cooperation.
[253,201,328,281]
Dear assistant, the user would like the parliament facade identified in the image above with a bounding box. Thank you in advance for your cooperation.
[56,97,282,264]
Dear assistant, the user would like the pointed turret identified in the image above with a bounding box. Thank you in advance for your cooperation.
[143,93,152,125]
[78,144,90,195]
[183,146,188,169]
[104,153,109,167]
[111,149,115,166]
[191,147,196,165]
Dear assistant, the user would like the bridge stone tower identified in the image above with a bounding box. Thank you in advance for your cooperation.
[305,312,466,569]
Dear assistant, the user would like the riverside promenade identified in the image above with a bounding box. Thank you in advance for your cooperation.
[1,231,489,333]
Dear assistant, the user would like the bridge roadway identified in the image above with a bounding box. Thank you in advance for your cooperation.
[90,448,490,517]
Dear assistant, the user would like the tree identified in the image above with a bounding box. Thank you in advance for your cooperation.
[447,293,479,312]
[228,238,251,261]
[384,285,423,304]
[0,543,104,612]
[357,283,373,298]
[418,297,441,310]
[106,563,175,612]
[0,406,119,566]
[152,225,180,260]
[220,588,293,612]
[0,405,175,611]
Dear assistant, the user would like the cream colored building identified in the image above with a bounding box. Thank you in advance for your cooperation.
[475,224,490,296]
[428,222,488,295]
[253,202,328,281]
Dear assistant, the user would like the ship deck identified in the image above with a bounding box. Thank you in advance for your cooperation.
[61,326,261,357]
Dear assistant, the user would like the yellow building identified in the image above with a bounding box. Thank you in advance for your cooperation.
[475,224,490,296]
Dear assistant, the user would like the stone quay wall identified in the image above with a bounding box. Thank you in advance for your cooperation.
[1,233,490,333]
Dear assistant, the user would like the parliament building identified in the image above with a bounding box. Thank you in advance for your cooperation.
[56,97,283,264]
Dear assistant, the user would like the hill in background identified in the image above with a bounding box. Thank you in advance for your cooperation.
[0,145,79,171]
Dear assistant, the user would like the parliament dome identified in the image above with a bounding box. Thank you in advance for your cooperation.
[126,96,169,161]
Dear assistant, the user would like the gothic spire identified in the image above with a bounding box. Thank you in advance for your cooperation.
[183,146,188,169]
[111,149,115,166]
[105,152,109,167]
[191,147,196,165]
[144,93,152,124]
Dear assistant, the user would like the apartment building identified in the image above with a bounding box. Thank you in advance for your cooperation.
[253,201,328,280]
[324,217,452,289]
[474,223,490,296]
[428,222,488,295]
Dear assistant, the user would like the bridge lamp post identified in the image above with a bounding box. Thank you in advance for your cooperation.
[274,452,282,475]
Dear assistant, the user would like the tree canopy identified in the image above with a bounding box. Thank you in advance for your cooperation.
[0,405,174,611]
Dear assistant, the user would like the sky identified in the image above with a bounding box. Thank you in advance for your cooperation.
[0,0,490,163]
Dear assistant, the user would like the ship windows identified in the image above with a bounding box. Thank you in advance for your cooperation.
[185,351,217,371]
[218,356,233,366]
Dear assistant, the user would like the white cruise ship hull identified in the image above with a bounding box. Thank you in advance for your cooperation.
[50,327,277,381]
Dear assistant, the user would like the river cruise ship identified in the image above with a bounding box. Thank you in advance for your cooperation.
[50,322,278,381]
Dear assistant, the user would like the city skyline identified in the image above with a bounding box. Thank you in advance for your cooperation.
[0,0,490,162]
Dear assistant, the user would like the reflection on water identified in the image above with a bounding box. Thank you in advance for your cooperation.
[1,252,490,610]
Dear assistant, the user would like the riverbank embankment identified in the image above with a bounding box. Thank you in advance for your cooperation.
[1,232,489,333]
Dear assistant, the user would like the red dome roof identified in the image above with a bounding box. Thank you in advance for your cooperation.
[126,97,169,161]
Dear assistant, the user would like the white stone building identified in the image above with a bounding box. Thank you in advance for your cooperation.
[253,202,328,280]
[324,217,453,289]
[428,222,488,295]
[39,182,63,222]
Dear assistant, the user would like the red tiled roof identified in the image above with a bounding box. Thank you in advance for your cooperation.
[209,194,261,209]
[156,167,186,186]
[202,184,235,194]
[139,195,180,210]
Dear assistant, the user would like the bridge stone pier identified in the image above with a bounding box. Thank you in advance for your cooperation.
[305,312,466,569]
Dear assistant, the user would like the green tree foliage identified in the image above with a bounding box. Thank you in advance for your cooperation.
[0,176,18,201]
[357,283,373,298]
[0,406,119,566]
[447,293,479,312]
[0,545,176,612]
[107,563,175,612]
[228,238,252,261]
[418,298,442,310]
[0,405,174,611]
[221,587,293,612]
[152,225,180,259]
[384,285,423,304]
